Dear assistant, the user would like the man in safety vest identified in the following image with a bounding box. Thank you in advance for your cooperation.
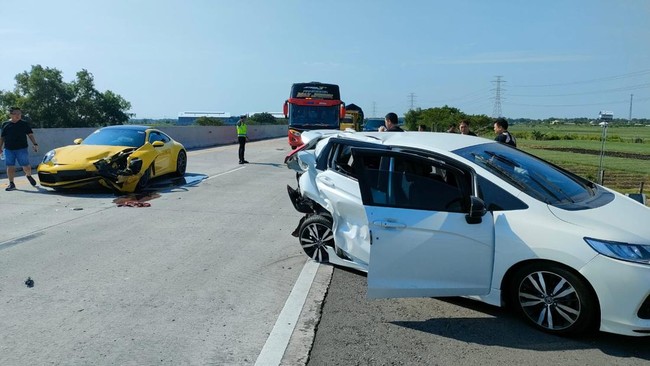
[236,115,249,164]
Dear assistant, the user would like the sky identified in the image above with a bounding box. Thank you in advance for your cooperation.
[2,0,650,120]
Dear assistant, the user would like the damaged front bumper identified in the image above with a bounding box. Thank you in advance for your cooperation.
[38,148,147,193]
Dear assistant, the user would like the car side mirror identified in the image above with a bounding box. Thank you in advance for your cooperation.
[73,138,83,145]
[466,196,487,224]
[152,141,165,147]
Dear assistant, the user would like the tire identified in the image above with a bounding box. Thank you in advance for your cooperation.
[136,166,151,191]
[175,150,187,176]
[509,263,598,336]
[298,215,334,263]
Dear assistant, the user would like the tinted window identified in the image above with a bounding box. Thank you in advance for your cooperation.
[289,105,340,128]
[148,131,170,144]
[357,152,470,212]
[363,119,385,131]
[82,128,146,147]
[475,175,528,211]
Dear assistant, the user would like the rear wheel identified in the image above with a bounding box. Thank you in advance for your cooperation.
[298,215,334,263]
[509,263,598,336]
[175,150,187,176]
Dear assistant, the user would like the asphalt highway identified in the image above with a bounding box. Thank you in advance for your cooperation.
[1,137,648,365]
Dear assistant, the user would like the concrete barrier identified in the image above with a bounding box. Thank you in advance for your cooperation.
[0,125,288,171]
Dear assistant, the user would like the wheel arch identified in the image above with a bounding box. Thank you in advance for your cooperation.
[500,258,601,323]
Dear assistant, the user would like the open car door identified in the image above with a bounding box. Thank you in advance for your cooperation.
[351,148,495,299]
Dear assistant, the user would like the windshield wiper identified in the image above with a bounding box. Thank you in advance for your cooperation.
[527,170,575,204]
[486,152,575,204]
[471,153,526,190]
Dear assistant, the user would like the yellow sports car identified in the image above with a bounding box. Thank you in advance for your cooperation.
[37,125,187,193]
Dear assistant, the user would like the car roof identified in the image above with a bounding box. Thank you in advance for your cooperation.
[331,131,494,153]
[100,125,152,132]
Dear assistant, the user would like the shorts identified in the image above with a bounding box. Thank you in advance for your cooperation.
[3,148,30,167]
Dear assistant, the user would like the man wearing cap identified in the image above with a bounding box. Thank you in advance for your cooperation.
[0,107,39,191]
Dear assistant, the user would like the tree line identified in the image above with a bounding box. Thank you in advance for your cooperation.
[0,65,132,128]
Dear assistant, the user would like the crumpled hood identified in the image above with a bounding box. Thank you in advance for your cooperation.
[547,193,650,243]
[53,145,133,165]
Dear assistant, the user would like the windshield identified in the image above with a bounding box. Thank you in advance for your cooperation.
[363,119,385,131]
[289,105,340,128]
[454,143,596,205]
[82,128,146,147]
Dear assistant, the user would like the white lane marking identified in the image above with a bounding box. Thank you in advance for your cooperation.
[254,260,319,366]
[204,167,246,181]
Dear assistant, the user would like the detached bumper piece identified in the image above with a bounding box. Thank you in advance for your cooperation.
[287,185,313,214]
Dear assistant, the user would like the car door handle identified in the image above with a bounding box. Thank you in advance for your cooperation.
[373,220,406,229]
[319,176,336,188]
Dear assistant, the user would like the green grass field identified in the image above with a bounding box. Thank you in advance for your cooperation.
[504,124,649,198]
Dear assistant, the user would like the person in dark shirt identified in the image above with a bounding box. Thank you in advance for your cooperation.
[0,107,39,190]
[459,119,477,136]
[384,112,404,132]
[493,117,516,147]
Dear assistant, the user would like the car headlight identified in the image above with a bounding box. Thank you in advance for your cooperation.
[42,150,56,164]
[585,237,650,265]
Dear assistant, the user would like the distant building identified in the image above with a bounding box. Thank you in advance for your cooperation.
[599,111,613,121]
[177,111,233,126]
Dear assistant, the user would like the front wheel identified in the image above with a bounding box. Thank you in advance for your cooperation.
[508,263,598,336]
[136,166,151,191]
[175,150,187,176]
[298,215,334,263]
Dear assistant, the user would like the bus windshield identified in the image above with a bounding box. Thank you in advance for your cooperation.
[289,105,340,128]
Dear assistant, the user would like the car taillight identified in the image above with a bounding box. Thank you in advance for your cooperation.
[284,143,307,163]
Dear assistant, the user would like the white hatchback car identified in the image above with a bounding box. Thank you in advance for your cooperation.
[286,130,650,337]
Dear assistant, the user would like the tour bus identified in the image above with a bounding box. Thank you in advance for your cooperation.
[283,82,346,149]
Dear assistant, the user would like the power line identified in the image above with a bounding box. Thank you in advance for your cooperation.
[507,96,650,108]
[508,83,650,97]
[510,69,650,88]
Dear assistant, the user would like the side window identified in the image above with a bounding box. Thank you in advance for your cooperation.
[358,153,470,213]
[328,144,357,178]
[476,175,528,211]
[148,131,170,144]
[148,132,160,143]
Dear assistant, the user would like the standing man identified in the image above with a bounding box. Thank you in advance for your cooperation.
[1,107,39,191]
[459,119,477,136]
[236,115,249,164]
[493,117,516,147]
[384,112,404,132]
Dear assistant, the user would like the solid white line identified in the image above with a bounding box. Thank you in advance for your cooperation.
[254,260,319,366]
[204,167,246,181]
